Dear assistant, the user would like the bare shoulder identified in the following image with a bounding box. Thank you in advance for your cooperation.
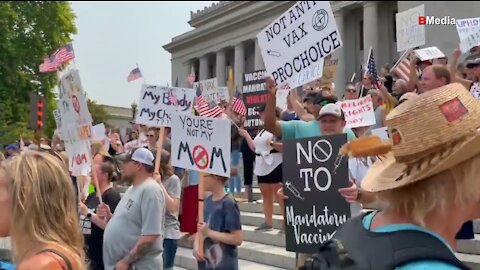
[17,253,64,270]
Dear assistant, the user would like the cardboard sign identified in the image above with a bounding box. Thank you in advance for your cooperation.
[320,56,338,88]
[92,123,110,151]
[396,4,426,52]
[243,70,268,129]
[66,141,92,177]
[338,96,376,128]
[171,113,231,177]
[124,139,140,152]
[414,46,445,61]
[136,85,195,127]
[57,69,93,142]
[257,1,342,89]
[193,78,229,105]
[371,127,389,141]
[456,17,480,53]
[282,134,350,253]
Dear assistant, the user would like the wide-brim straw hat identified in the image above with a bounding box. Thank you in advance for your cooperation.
[347,83,480,192]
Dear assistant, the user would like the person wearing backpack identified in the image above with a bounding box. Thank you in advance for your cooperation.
[303,83,479,270]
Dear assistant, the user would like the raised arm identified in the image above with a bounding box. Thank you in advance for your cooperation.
[264,77,283,138]
[450,48,473,89]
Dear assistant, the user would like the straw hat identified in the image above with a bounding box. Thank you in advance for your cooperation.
[341,83,480,192]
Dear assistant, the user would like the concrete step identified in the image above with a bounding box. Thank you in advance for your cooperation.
[243,225,286,247]
[175,246,290,270]
[238,201,282,215]
[241,211,285,230]
[458,235,480,255]
[474,220,480,234]
[455,252,480,269]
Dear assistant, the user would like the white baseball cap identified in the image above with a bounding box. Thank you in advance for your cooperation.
[127,147,154,166]
[318,103,343,119]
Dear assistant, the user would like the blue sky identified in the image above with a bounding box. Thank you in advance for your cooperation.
[71,1,215,108]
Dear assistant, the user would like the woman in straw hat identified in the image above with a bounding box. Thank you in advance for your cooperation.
[0,151,86,270]
[335,83,480,269]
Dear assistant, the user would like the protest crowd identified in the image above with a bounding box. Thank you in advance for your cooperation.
[2,1,480,270]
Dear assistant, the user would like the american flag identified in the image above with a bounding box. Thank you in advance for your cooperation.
[231,90,246,116]
[168,89,178,106]
[365,47,379,83]
[53,43,75,64]
[392,49,413,82]
[127,67,142,82]
[195,88,223,118]
[39,56,58,73]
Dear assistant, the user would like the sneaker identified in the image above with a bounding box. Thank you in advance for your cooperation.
[277,227,285,235]
[255,223,273,232]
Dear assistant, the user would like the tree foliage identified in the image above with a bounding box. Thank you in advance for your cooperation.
[0,1,77,145]
[87,99,111,127]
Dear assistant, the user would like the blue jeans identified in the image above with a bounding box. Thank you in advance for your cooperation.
[163,238,178,269]
[229,150,242,194]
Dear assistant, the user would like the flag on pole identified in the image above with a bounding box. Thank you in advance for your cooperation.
[365,47,379,83]
[392,49,413,82]
[231,90,247,116]
[195,88,223,118]
[127,67,142,82]
[39,56,58,73]
[53,43,75,64]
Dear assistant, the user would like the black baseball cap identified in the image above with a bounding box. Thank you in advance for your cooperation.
[466,58,480,68]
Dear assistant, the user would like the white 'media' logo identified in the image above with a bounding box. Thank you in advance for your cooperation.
[419,16,456,25]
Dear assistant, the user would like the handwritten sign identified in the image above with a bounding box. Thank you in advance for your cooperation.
[193,78,229,105]
[320,56,338,89]
[136,85,195,127]
[276,89,290,112]
[338,95,376,128]
[456,17,480,53]
[396,4,425,52]
[66,141,92,177]
[171,113,231,177]
[257,1,341,89]
[414,46,445,61]
[243,70,268,129]
[282,134,350,253]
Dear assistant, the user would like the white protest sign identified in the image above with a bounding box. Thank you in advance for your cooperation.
[276,89,290,112]
[257,1,342,89]
[136,85,196,127]
[171,113,231,177]
[456,17,480,53]
[92,123,110,150]
[66,141,92,176]
[371,127,389,141]
[414,47,445,61]
[193,78,228,105]
[338,95,376,128]
[396,4,425,52]
[57,69,93,143]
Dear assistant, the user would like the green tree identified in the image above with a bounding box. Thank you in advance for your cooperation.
[0,1,77,144]
[87,98,111,127]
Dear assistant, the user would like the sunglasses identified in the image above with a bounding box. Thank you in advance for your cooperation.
[346,89,356,93]
[147,134,155,137]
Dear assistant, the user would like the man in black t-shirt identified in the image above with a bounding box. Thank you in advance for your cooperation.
[79,161,121,270]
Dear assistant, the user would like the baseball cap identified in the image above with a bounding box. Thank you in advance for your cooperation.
[121,147,154,166]
[466,58,480,68]
[318,103,343,119]
[303,92,319,103]
[254,104,267,112]
[6,144,19,151]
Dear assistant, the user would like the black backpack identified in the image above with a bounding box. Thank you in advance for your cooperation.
[300,212,470,270]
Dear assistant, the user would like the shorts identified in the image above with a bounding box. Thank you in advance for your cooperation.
[257,164,283,184]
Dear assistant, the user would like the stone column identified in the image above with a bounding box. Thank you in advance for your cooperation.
[363,1,379,64]
[234,43,245,92]
[216,49,227,86]
[254,39,265,70]
[199,55,209,81]
[334,11,346,98]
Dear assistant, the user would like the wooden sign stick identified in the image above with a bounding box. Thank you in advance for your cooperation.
[196,172,205,257]
[154,127,166,174]
[87,141,103,205]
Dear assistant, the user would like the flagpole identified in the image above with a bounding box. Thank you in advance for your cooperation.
[391,48,412,71]
[360,47,373,97]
